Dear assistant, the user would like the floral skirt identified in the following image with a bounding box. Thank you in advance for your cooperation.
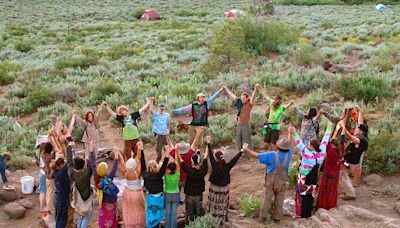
[207,183,230,224]
[146,193,165,228]
[99,201,118,228]
[295,173,317,218]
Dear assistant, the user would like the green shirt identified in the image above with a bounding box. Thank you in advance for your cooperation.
[164,172,180,193]
[268,99,285,130]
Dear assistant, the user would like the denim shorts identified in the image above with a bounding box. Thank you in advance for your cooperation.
[38,171,46,193]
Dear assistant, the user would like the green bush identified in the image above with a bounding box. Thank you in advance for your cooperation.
[91,80,122,103]
[288,160,299,188]
[207,114,235,146]
[38,102,71,120]
[186,214,218,228]
[6,25,29,36]
[240,194,261,218]
[237,18,299,54]
[364,129,400,174]
[55,56,98,69]
[394,103,400,118]
[371,44,400,72]
[176,9,210,17]
[107,44,144,60]
[0,62,21,85]
[14,40,34,52]
[295,43,322,66]
[333,75,394,103]
[26,87,56,110]
[132,7,145,19]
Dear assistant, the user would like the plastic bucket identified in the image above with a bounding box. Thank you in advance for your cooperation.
[21,176,34,194]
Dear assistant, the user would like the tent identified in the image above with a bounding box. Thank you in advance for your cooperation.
[141,9,161,21]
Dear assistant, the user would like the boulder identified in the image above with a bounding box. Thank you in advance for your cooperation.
[363,174,383,186]
[3,202,26,219]
[283,198,295,216]
[18,199,34,209]
[371,199,393,210]
[0,189,18,201]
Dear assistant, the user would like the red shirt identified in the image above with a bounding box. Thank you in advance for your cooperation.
[170,148,194,182]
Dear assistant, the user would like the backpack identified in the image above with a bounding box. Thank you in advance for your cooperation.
[305,153,320,186]
[267,152,288,192]
[98,177,119,197]
[71,184,93,217]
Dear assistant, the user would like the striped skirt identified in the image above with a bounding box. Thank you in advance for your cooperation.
[315,174,339,210]
[207,183,230,224]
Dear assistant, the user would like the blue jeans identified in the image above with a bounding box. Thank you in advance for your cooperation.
[0,159,7,183]
[165,193,179,228]
[76,211,92,228]
[55,195,69,228]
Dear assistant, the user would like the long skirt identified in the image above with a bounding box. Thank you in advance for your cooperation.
[146,193,165,228]
[295,174,316,218]
[99,202,118,228]
[207,183,230,224]
[315,174,339,210]
[122,189,146,227]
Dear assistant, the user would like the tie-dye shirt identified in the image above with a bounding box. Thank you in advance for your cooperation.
[294,125,333,176]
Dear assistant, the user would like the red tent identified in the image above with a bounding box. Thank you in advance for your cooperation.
[141,9,161,21]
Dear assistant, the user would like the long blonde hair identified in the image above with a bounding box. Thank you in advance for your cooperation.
[147,160,159,173]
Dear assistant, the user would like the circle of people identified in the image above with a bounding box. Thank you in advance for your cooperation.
[35,83,369,228]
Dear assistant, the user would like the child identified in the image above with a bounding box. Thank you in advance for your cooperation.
[0,148,11,188]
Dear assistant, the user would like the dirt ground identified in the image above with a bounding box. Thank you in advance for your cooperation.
[1,102,400,227]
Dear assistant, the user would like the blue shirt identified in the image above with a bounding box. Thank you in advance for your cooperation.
[152,112,170,135]
[257,149,292,175]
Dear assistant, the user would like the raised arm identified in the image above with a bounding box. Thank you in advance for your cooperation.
[159,147,170,176]
[139,97,154,115]
[102,101,116,118]
[166,133,174,150]
[94,105,103,124]
[223,86,237,100]
[256,84,270,100]
[118,151,126,177]
[107,147,120,179]
[284,101,294,110]
[291,127,306,157]
[250,86,258,105]
[288,127,295,145]
[207,142,217,168]
[242,143,258,159]
[319,124,333,156]
[190,126,203,151]
[66,141,75,170]
[203,140,210,160]
[341,122,360,145]
[175,146,181,172]
[356,105,364,124]
[140,150,146,172]
[136,142,142,177]
[294,106,305,120]
[206,87,224,109]
[321,110,340,125]
[74,114,85,127]
[172,104,192,116]
[227,150,243,170]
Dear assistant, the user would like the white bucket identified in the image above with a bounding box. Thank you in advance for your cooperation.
[21,176,34,194]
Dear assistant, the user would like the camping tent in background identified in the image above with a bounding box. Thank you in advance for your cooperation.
[141,9,161,21]
[224,9,246,18]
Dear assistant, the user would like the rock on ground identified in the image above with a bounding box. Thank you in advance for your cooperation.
[0,189,18,202]
[363,174,383,186]
[395,202,400,214]
[3,202,26,219]
[18,199,34,209]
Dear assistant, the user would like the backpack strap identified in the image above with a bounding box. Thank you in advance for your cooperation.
[274,152,288,169]
[282,152,288,170]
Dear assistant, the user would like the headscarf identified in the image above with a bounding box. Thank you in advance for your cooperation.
[96,162,108,204]
[125,158,137,172]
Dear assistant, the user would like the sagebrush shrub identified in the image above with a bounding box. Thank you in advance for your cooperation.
[186,214,218,228]
[91,80,122,103]
[0,62,21,85]
[240,194,261,218]
[14,40,34,52]
[176,8,210,17]
[27,87,56,110]
[132,7,145,19]
[333,75,394,103]
[55,56,98,69]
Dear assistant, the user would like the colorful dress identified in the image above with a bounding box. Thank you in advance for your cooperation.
[122,179,146,227]
[294,125,332,218]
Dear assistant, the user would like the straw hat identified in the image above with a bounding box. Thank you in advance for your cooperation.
[117,105,129,114]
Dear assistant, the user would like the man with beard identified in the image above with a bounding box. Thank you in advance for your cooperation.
[256,84,293,151]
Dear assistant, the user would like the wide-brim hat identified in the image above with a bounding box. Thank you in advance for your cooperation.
[276,138,291,150]
[117,105,129,114]
[177,141,190,154]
